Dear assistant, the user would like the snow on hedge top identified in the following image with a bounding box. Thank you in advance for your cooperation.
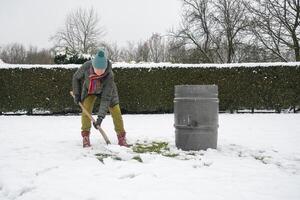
[0,61,300,69]
[113,62,300,68]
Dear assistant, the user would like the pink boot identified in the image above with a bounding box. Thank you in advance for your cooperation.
[81,131,91,148]
[117,132,129,147]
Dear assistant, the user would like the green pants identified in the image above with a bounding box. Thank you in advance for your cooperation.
[81,95,125,135]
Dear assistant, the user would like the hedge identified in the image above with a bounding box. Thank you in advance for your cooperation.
[0,65,299,114]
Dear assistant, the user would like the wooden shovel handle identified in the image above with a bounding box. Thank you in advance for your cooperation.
[70,91,111,145]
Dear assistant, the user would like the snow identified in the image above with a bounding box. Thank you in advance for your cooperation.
[0,114,300,200]
[0,59,4,64]
[112,61,300,69]
[0,62,300,69]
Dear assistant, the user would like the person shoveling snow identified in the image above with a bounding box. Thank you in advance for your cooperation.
[72,48,129,148]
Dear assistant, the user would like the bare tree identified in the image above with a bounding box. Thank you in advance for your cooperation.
[165,38,187,63]
[148,33,167,63]
[171,0,249,63]
[51,7,105,55]
[172,0,214,63]
[212,0,249,63]
[136,41,150,62]
[99,42,121,62]
[119,42,138,62]
[235,41,279,62]
[0,43,27,64]
[26,46,54,64]
[247,0,300,61]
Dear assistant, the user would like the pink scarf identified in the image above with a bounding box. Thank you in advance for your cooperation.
[88,68,106,94]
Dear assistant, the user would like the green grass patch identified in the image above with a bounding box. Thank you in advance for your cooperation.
[132,141,170,154]
[94,141,205,164]
[95,153,122,163]
[132,141,180,158]
[95,153,143,163]
[162,152,179,157]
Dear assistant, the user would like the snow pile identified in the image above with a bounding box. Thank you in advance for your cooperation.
[0,62,300,69]
[0,114,299,200]
[0,59,4,64]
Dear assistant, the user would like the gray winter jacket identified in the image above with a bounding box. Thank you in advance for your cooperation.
[72,60,119,119]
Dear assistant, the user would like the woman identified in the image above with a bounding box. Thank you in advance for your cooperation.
[72,49,129,148]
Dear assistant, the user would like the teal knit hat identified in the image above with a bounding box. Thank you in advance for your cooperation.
[92,49,107,69]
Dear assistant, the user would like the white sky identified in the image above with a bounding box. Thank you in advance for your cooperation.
[0,0,182,49]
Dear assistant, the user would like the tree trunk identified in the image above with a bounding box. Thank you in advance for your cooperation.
[294,39,300,61]
[291,31,300,61]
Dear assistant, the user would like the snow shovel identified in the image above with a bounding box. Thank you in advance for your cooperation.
[70,91,111,145]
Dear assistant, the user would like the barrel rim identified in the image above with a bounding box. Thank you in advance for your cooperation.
[175,84,218,88]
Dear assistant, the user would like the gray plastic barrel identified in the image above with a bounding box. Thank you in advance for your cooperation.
[174,85,219,151]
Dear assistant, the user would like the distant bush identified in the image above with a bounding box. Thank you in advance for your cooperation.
[0,65,299,114]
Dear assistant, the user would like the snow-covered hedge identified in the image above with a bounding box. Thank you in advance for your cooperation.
[1,61,300,69]
[0,63,299,114]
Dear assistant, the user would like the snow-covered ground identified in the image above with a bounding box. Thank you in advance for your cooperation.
[0,114,299,200]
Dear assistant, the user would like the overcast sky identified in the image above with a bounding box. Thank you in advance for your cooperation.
[0,0,182,49]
